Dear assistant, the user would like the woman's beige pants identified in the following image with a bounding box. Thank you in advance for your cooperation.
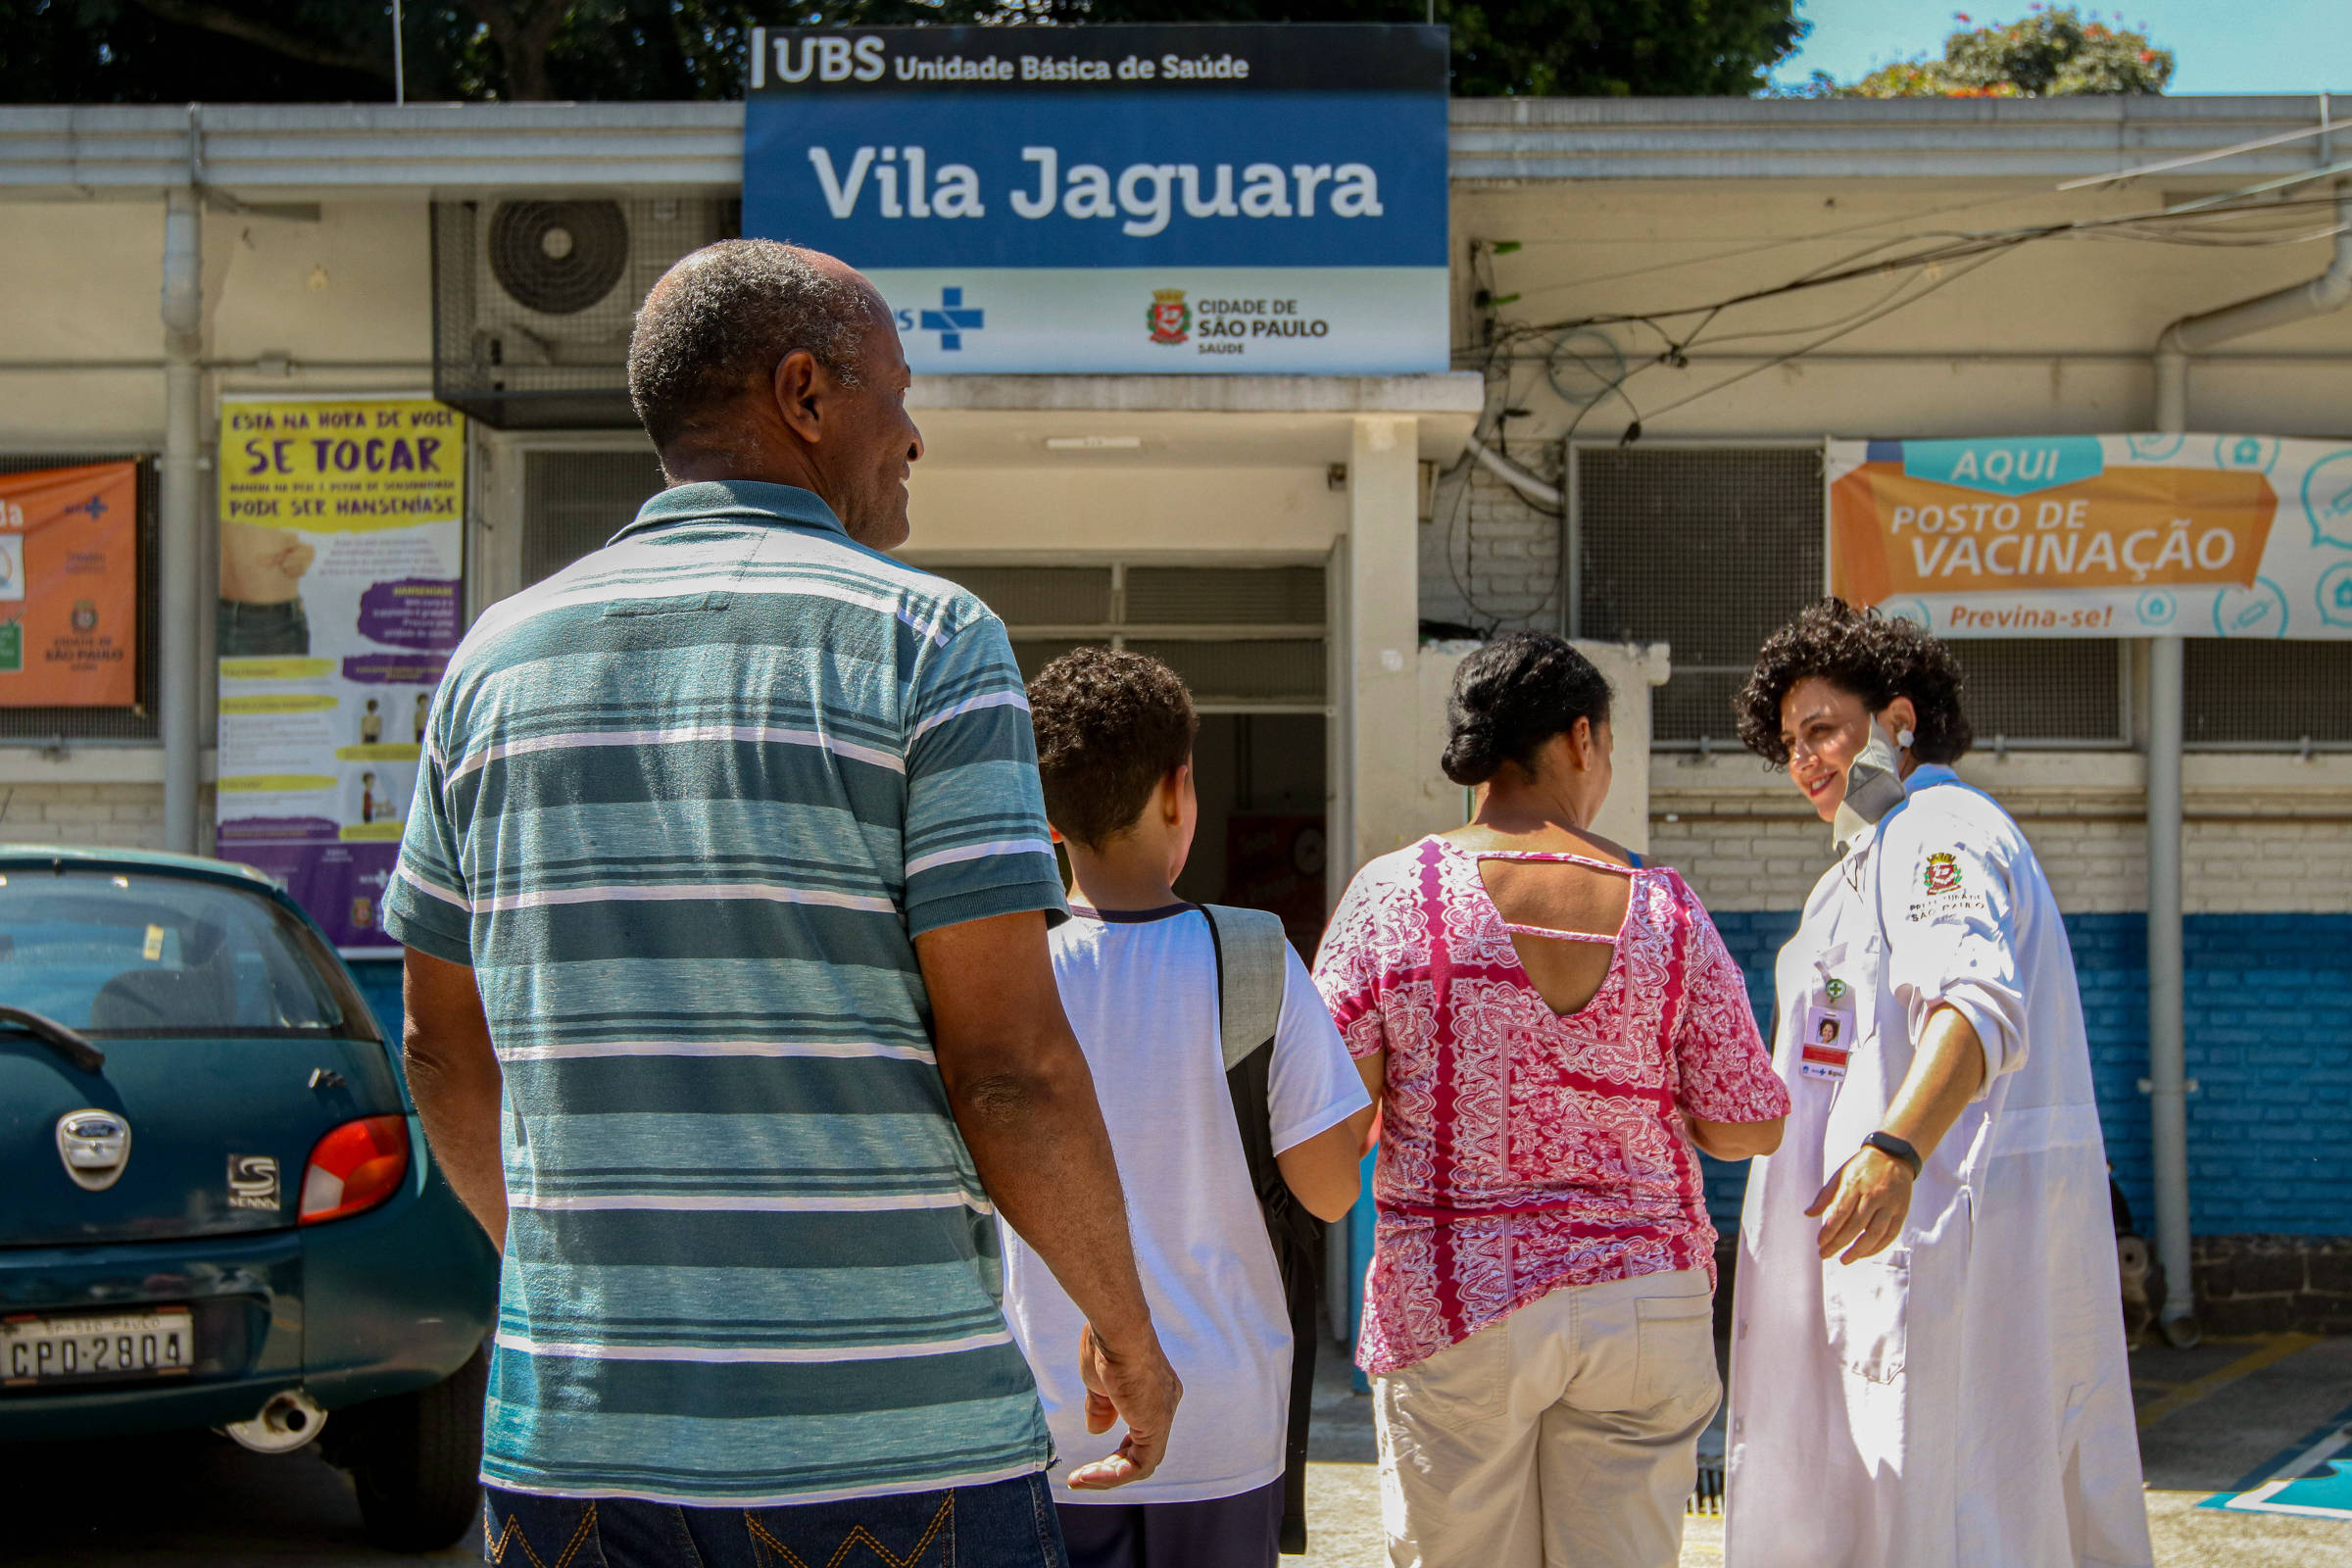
[1371,1267,1719,1568]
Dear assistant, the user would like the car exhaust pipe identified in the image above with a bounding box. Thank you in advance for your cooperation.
[221,1388,328,1454]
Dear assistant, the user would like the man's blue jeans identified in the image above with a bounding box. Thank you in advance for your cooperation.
[482,1474,1068,1567]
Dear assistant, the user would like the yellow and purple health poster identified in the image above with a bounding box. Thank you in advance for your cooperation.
[214,394,463,954]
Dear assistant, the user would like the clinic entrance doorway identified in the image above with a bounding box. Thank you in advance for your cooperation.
[922,562,1336,956]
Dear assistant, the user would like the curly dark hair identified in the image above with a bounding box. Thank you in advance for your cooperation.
[1028,646,1199,849]
[1441,632,1614,787]
[1735,598,1973,766]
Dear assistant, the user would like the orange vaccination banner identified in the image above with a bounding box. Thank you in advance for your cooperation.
[1832,466,2276,606]
[1827,436,2352,641]
[0,462,139,708]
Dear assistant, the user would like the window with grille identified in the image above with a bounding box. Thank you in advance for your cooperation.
[0,454,157,744]
[520,449,665,587]
[923,563,1328,707]
[2185,642,2352,749]
[1573,446,2127,749]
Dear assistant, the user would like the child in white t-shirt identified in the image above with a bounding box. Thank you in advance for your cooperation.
[1003,647,1375,1568]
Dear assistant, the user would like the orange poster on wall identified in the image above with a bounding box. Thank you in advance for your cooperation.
[0,462,140,707]
[1828,436,2352,639]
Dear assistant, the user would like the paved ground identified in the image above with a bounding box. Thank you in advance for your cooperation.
[3,1333,2344,1564]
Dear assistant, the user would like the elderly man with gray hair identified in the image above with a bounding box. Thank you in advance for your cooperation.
[389,240,1180,1567]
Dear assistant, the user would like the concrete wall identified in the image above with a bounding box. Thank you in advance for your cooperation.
[0,200,433,447]
[1448,177,2352,444]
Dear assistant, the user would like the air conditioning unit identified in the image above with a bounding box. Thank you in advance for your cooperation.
[431,197,736,429]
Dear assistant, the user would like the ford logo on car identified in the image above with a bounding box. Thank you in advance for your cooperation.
[55,1110,130,1193]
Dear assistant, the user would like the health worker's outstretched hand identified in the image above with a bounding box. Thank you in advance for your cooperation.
[1807,1147,1914,1263]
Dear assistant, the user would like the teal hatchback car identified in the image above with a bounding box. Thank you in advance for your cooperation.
[0,846,498,1550]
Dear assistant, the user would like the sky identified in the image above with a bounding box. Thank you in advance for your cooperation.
[1774,0,2352,94]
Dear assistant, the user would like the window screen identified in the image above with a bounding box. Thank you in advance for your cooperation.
[521,449,664,587]
[0,454,157,743]
[1950,640,2124,749]
[2185,641,2352,748]
[1577,448,1822,748]
[1576,446,2126,747]
[932,563,1326,707]
[1126,565,1325,625]
[941,567,1111,627]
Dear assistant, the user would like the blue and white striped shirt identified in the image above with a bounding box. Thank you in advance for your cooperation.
[384,480,1064,1506]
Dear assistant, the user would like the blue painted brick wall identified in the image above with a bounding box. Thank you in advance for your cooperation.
[1697,911,1802,1232]
[357,910,2351,1241]
[1701,910,2352,1238]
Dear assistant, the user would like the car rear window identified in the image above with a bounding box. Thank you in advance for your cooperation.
[0,869,374,1039]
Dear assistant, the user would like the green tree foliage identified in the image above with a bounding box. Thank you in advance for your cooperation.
[0,0,1805,104]
[1042,1,1805,98]
[1827,5,2173,98]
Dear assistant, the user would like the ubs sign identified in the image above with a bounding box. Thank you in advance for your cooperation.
[743,24,1449,374]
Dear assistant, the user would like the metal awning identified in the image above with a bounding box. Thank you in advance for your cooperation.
[1,95,2341,200]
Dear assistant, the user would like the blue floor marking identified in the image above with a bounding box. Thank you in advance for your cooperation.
[2200,1400,2352,1521]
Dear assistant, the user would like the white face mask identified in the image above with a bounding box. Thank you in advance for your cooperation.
[1833,719,1908,853]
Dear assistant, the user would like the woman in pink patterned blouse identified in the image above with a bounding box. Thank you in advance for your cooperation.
[1312,634,1789,1568]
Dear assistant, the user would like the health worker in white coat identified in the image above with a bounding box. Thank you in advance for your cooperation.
[1720,601,2150,1568]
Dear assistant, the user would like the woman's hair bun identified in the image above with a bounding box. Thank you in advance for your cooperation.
[1441,633,1612,787]
[1440,721,1502,787]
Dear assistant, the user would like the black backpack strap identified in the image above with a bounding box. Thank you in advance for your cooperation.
[1201,904,1320,1555]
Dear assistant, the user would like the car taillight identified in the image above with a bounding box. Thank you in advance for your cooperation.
[299,1115,410,1225]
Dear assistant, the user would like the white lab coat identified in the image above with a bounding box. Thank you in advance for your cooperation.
[1724,764,2152,1568]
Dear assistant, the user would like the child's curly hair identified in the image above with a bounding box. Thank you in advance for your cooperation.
[1736,599,1973,766]
[1028,646,1198,849]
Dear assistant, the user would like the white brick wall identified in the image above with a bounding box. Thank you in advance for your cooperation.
[1646,809,1835,910]
[0,783,216,853]
[1649,760,2352,915]
[1418,466,1560,633]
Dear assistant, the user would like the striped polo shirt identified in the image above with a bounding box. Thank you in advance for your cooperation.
[383,480,1065,1507]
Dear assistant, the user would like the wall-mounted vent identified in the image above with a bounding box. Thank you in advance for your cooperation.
[432,198,736,430]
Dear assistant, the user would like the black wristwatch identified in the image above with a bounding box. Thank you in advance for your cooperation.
[1862,1131,1922,1178]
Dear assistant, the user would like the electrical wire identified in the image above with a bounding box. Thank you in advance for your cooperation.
[1494,190,2352,349]
[1447,171,2352,629]
[1629,248,2012,428]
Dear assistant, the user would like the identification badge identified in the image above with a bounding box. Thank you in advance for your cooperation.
[1799,1004,1852,1081]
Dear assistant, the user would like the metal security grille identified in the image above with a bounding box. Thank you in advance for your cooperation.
[1131,639,1327,703]
[1576,445,2127,748]
[1127,565,1325,625]
[433,199,738,430]
[0,454,157,743]
[1950,640,2125,749]
[521,450,666,587]
[943,567,1112,627]
[930,562,1327,708]
[1577,447,1822,747]
[2185,641,2352,748]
